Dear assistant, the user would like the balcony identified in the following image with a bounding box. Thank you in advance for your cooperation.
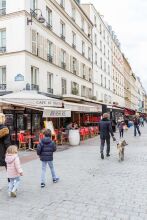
[60,3,65,9]
[0,47,6,53]
[61,62,66,70]
[46,22,52,30]
[60,34,65,41]
[73,70,77,75]
[31,84,39,91]
[71,88,79,96]
[0,8,6,16]
[0,84,6,90]
[48,88,53,94]
[72,44,76,49]
[47,54,53,63]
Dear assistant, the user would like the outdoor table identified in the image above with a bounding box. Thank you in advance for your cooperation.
[26,135,35,151]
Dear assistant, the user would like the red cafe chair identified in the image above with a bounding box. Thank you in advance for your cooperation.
[18,133,28,150]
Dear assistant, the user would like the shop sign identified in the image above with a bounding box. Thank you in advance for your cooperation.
[3,98,62,107]
[64,103,102,112]
[43,109,71,118]
[15,74,24,81]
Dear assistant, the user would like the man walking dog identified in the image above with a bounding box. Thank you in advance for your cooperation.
[99,113,116,159]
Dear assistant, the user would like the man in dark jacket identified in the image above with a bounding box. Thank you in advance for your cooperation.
[37,129,59,188]
[133,115,141,136]
[0,114,10,167]
[99,113,116,159]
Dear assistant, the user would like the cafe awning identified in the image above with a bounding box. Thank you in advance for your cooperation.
[64,101,100,113]
[0,91,62,108]
[43,107,71,118]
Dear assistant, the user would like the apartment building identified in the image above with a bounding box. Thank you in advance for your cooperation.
[123,55,132,109]
[81,4,113,106]
[0,0,93,100]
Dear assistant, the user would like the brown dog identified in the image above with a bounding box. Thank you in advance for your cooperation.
[117,140,128,162]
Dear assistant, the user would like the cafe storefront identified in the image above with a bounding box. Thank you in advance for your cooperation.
[0,91,71,144]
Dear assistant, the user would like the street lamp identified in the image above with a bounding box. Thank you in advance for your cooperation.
[27,9,45,25]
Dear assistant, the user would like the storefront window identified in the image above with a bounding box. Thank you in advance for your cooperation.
[32,114,41,131]
[17,114,24,131]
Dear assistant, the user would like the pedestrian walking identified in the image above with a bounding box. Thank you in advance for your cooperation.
[118,121,125,138]
[5,145,23,197]
[139,117,144,127]
[0,113,11,173]
[133,115,141,136]
[37,129,59,188]
[99,113,116,159]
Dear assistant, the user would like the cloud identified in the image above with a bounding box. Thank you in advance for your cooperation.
[81,0,147,89]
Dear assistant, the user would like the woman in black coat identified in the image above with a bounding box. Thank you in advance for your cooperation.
[0,114,10,167]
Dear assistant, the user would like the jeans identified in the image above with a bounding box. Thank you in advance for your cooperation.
[100,138,110,154]
[134,125,141,136]
[8,177,20,193]
[41,161,57,183]
[119,129,124,138]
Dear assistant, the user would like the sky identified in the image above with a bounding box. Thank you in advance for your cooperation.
[81,0,147,90]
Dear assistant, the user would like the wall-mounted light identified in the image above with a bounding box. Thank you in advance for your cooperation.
[27,9,45,25]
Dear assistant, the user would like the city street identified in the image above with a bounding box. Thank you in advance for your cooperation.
[1,125,147,220]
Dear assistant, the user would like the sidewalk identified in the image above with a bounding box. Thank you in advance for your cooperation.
[1,125,147,220]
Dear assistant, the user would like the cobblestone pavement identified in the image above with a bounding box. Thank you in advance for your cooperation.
[1,125,147,220]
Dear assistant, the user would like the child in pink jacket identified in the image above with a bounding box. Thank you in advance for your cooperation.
[5,145,23,197]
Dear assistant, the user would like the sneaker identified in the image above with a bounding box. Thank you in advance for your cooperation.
[53,177,60,183]
[11,191,17,197]
[101,153,104,160]
[41,183,45,188]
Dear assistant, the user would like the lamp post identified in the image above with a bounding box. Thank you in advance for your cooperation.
[27,9,45,25]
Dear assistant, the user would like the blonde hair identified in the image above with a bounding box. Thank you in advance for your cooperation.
[0,113,5,124]
[6,145,18,154]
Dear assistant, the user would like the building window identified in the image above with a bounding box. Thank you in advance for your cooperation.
[31,66,39,91]
[108,50,110,60]
[61,78,67,95]
[95,34,97,46]
[108,80,110,90]
[88,47,91,61]
[99,24,102,34]
[82,64,86,79]
[104,61,106,72]
[47,72,53,94]
[104,45,105,55]
[81,17,84,31]
[47,41,53,63]
[0,29,6,52]
[60,20,65,40]
[0,0,6,15]
[72,57,77,74]
[72,5,76,21]
[82,41,85,56]
[95,53,97,65]
[81,85,86,97]
[30,0,37,11]
[104,77,106,88]
[94,15,97,27]
[46,7,52,29]
[100,57,102,69]
[71,82,79,95]
[88,25,91,38]
[61,49,66,69]
[101,74,103,86]
[72,32,76,49]
[60,0,65,8]
[108,65,110,75]
[100,40,102,52]
[89,68,92,82]
[0,66,6,90]
[103,30,105,39]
